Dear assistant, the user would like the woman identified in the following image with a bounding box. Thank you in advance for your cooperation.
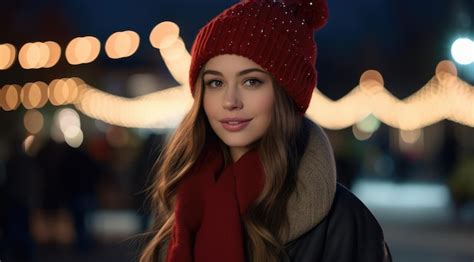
[141,0,392,261]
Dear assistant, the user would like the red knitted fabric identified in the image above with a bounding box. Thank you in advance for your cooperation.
[166,144,265,262]
[189,0,329,113]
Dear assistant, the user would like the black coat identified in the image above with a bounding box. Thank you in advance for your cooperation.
[283,183,392,261]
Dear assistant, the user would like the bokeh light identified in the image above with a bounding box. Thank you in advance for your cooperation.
[352,124,373,141]
[23,109,44,134]
[51,108,83,148]
[44,41,61,68]
[356,114,381,133]
[64,125,84,148]
[399,128,424,153]
[58,108,81,134]
[22,135,35,155]
[27,82,43,108]
[66,36,101,65]
[18,43,33,69]
[105,31,140,59]
[48,78,82,106]
[48,79,64,105]
[451,38,474,65]
[0,43,16,70]
[18,42,51,69]
[33,81,49,108]
[149,21,180,49]
[1,84,21,111]
[20,83,34,109]
[159,37,190,85]
[400,129,422,144]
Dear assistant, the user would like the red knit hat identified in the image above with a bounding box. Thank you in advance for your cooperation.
[189,0,328,113]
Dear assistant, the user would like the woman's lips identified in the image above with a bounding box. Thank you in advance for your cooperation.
[220,118,252,132]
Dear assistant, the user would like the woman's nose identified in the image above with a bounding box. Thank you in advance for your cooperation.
[222,86,243,110]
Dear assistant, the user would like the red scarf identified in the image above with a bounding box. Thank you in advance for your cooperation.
[166,144,265,262]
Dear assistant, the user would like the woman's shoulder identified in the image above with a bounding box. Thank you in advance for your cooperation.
[286,183,392,262]
[330,183,381,222]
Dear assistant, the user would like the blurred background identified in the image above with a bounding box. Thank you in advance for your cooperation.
[1,0,474,261]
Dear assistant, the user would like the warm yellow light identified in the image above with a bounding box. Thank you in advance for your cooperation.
[0,43,16,70]
[436,60,457,77]
[18,43,33,69]
[56,79,69,105]
[23,109,44,134]
[19,42,55,69]
[48,79,70,105]
[20,83,34,109]
[149,21,180,49]
[44,41,61,68]
[23,135,35,154]
[66,36,101,65]
[26,42,49,69]
[74,37,92,63]
[64,78,79,103]
[85,36,101,63]
[28,82,42,108]
[8,39,470,130]
[37,42,50,68]
[66,38,77,64]
[125,31,140,57]
[3,84,21,111]
[34,81,49,108]
[359,70,384,95]
[113,32,131,58]
[48,79,57,105]
[69,77,86,104]
[160,37,186,60]
[105,31,140,59]
[26,43,41,68]
[160,37,190,85]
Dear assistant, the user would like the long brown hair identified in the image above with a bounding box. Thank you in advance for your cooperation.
[140,74,303,261]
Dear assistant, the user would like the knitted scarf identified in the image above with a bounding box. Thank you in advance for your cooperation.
[166,143,265,262]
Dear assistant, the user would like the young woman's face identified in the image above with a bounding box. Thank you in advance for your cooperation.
[202,54,274,162]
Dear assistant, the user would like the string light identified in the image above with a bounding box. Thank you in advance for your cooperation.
[18,42,53,69]
[44,41,61,68]
[1,22,473,133]
[105,30,140,59]
[0,43,16,70]
[66,36,101,65]
[149,21,180,49]
[1,84,21,111]
[160,37,191,85]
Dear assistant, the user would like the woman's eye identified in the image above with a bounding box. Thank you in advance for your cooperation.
[244,78,263,87]
[205,80,223,88]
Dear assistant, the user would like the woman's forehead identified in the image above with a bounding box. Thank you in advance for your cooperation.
[204,54,265,72]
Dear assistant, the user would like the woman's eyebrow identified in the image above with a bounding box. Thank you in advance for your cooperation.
[203,68,268,77]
